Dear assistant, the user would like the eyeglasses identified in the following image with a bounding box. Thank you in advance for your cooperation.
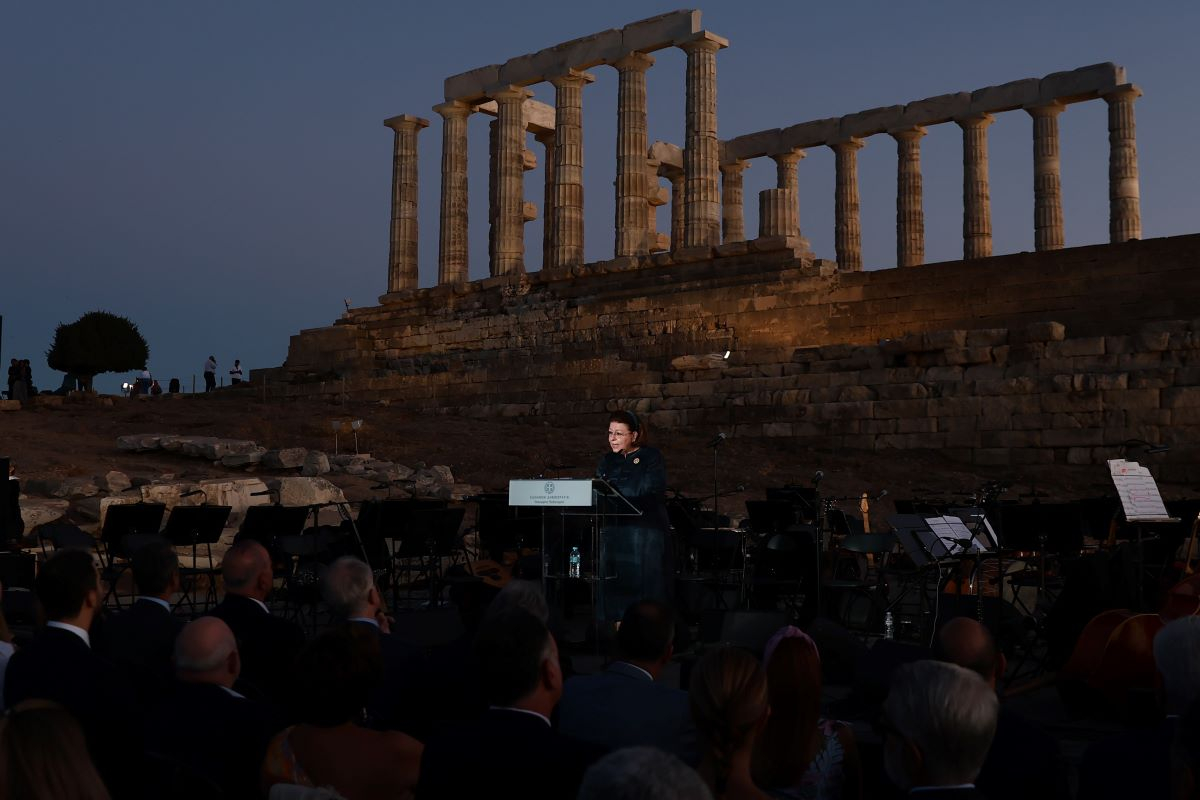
[607,430,631,438]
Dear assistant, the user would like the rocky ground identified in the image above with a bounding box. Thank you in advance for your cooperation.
[4,389,1190,536]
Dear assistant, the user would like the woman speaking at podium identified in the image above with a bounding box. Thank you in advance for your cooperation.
[596,410,671,624]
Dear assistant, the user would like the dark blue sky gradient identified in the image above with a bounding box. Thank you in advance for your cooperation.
[2,1,1197,393]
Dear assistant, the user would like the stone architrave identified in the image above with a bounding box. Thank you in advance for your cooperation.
[489,86,533,276]
[891,127,926,267]
[1103,84,1142,243]
[548,70,593,269]
[1027,102,1065,252]
[664,166,685,251]
[434,101,472,285]
[535,130,556,268]
[383,115,429,293]
[770,149,804,237]
[680,33,728,248]
[957,113,994,260]
[719,160,749,243]
[830,138,864,271]
[614,52,655,257]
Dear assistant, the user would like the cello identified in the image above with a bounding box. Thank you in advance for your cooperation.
[1058,512,1200,716]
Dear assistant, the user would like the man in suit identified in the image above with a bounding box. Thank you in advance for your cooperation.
[3,548,140,796]
[145,617,283,800]
[418,608,599,799]
[97,539,185,708]
[1078,615,1200,800]
[881,660,997,798]
[559,600,696,761]
[206,540,305,705]
[936,617,1064,799]
[323,555,428,735]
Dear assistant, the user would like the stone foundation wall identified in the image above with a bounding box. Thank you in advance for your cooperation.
[263,235,1200,470]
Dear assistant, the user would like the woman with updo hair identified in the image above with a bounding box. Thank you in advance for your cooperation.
[596,410,671,624]
[689,647,773,800]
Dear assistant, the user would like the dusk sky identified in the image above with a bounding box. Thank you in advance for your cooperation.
[3,1,1198,394]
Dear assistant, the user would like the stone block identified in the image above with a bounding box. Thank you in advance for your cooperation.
[20,498,70,530]
[445,64,500,102]
[1039,62,1123,104]
[838,385,875,402]
[1040,392,1103,413]
[1047,337,1105,358]
[873,399,928,419]
[722,128,782,161]
[840,105,905,138]
[1011,321,1065,344]
[973,448,1013,466]
[1135,329,1170,352]
[273,477,346,508]
[779,117,841,150]
[966,328,1009,347]
[924,329,968,350]
[222,447,268,468]
[262,448,308,470]
[1043,428,1104,447]
[969,77,1040,113]
[0,400,19,412]
[902,92,971,126]
[674,246,715,263]
[925,367,964,384]
[101,471,132,495]
[815,401,873,421]
[28,395,64,408]
[1162,387,1200,408]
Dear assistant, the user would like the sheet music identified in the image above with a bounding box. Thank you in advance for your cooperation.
[1108,459,1172,521]
[925,515,985,554]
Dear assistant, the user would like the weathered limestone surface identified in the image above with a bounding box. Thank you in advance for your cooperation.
[548,71,592,268]
[614,53,654,257]
[1104,84,1142,244]
[720,161,748,243]
[681,33,727,248]
[958,114,993,260]
[831,139,863,271]
[383,115,428,293]
[892,127,926,267]
[1028,102,1065,252]
[434,101,472,285]
[490,86,533,276]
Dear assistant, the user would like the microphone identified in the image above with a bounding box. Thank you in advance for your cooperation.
[812,470,825,486]
[707,432,727,448]
[875,489,889,500]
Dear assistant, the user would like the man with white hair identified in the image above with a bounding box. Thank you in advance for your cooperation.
[881,660,998,797]
[578,746,712,800]
[323,555,427,734]
[1079,615,1200,800]
[145,617,282,800]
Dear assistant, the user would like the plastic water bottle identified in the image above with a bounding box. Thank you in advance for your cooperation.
[884,611,895,641]
[569,546,581,579]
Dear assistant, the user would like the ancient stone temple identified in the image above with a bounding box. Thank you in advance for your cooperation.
[265,10,1200,475]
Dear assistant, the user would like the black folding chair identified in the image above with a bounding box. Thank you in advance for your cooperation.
[388,505,466,610]
[824,533,894,638]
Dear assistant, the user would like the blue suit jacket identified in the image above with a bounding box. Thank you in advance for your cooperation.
[557,660,697,763]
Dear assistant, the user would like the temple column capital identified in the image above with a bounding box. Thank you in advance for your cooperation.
[433,100,473,121]
[383,114,430,133]
[613,51,655,72]
[955,112,994,131]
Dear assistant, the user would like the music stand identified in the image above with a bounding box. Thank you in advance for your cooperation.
[99,503,167,610]
[235,505,309,550]
[163,505,232,613]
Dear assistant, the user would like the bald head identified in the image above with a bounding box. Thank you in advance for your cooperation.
[175,617,240,687]
[222,540,272,600]
[937,617,1003,686]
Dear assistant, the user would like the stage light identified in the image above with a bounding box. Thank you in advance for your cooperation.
[723,350,731,359]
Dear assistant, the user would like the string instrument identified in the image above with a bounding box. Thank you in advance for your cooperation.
[1059,548,1200,715]
[1181,511,1200,575]
[860,493,875,569]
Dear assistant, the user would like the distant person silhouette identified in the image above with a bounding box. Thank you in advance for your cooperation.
[203,356,217,392]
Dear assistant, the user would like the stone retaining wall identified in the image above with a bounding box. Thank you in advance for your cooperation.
[263,235,1200,471]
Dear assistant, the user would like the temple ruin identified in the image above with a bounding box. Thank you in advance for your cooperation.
[264,10,1200,476]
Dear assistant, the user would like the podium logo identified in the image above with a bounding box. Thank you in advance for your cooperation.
[544,481,555,495]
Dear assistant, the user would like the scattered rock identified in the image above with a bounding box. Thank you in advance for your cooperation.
[0,400,20,412]
[28,477,101,499]
[262,448,308,469]
[19,498,70,530]
[272,477,346,507]
[221,447,267,468]
[301,451,331,477]
[101,470,132,494]
[117,433,168,452]
[430,465,455,485]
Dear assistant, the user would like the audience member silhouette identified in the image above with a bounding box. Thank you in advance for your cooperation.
[754,627,862,799]
[97,540,185,708]
[323,556,428,735]
[145,617,281,800]
[418,607,598,799]
[578,746,712,800]
[206,540,306,706]
[935,616,1064,799]
[0,699,111,800]
[260,626,422,800]
[2,549,138,797]
[689,646,773,800]
[559,600,697,761]
[881,661,997,798]
[1079,615,1200,800]
[1173,699,1200,800]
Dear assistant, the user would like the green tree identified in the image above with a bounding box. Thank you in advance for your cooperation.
[46,311,149,391]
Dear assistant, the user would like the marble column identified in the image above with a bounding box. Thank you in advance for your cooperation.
[433,102,471,285]
[614,52,654,257]
[535,130,556,269]
[758,189,796,238]
[1027,102,1065,252]
[771,149,804,237]
[490,86,533,276]
[547,71,592,269]
[720,160,748,243]
[1103,84,1142,243]
[665,167,685,251]
[680,33,727,248]
[383,115,429,293]
[645,158,665,251]
[892,127,926,267]
[830,138,864,271]
[957,113,994,260]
